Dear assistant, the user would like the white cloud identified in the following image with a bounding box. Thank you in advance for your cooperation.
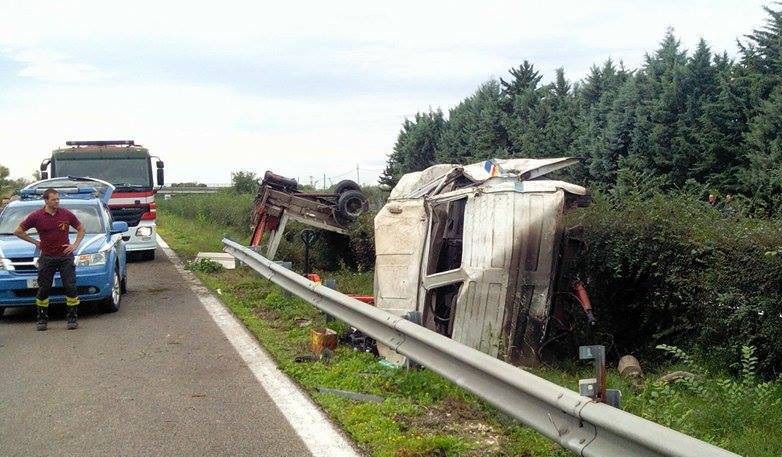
[8,48,110,83]
[0,0,773,184]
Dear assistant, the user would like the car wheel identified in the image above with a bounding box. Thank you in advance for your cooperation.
[336,189,368,220]
[99,269,122,313]
[334,179,361,195]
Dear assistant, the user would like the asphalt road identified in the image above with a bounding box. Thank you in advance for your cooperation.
[0,248,313,457]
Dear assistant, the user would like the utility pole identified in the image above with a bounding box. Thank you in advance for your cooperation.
[323,173,326,191]
[356,164,360,186]
[309,175,314,188]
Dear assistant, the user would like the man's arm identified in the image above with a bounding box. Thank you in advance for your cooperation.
[13,225,41,249]
[63,224,85,255]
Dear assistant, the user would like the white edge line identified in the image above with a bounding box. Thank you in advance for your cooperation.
[156,234,361,457]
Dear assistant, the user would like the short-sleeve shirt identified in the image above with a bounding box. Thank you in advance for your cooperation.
[20,207,82,257]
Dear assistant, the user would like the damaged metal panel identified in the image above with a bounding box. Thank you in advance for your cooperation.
[451,191,514,357]
[376,157,588,367]
[374,200,428,311]
[506,191,566,365]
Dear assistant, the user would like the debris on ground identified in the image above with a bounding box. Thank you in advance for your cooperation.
[659,371,699,383]
[316,387,385,403]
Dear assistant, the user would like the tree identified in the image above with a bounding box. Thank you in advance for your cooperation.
[0,164,29,198]
[438,81,508,164]
[739,85,782,213]
[231,170,259,194]
[380,109,445,186]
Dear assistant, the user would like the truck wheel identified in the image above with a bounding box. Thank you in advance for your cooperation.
[337,190,368,220]
[99,269,122,313]
[334,180,361,195]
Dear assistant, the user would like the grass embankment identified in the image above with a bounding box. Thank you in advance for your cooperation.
[157,198,782,457]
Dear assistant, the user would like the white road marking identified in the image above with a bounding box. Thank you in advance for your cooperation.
[156,234,361,457]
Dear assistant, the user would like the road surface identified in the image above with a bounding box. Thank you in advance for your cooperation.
[0,246,355,457]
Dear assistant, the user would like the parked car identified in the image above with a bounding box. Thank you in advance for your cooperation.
[0,177,129,317]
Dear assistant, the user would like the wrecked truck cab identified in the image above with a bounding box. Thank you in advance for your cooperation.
[374,158,588,366]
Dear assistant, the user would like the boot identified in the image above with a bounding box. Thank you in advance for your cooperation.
[36,307,48,331]
[66,306,78,330]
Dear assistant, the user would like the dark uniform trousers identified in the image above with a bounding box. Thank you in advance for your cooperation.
[35,255,80,308]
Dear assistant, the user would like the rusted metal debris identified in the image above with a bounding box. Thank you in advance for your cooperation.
[250,171,368,258]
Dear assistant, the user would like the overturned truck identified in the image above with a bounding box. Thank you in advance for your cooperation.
[374,158,590,366]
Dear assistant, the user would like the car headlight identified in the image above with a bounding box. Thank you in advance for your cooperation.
[136,226,153,237]
[75,252,107,266]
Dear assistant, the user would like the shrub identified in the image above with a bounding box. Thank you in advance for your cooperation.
[231,170,260,194]
[186,258,224,273]
[158,190,253,231]
[569,191,782,376]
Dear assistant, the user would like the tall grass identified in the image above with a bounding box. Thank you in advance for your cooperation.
[157,189,253,231]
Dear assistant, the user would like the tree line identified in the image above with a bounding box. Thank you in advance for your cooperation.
[382,6,782,214]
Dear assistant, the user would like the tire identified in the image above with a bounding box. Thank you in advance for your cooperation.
[0,307,5,319]
[99,269,122,313]
[120,274,127,294]
[143,249,156,261]
[336,189,368,220]
[334,180,361,195]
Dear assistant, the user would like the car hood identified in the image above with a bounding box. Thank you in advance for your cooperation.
[0,234,108,259]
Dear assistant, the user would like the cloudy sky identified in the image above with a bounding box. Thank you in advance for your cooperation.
[0,1,770,186]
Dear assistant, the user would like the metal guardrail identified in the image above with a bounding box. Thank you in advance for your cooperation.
[222,238,741,457]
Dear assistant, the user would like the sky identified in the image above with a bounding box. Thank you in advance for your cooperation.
[0,1,771,186]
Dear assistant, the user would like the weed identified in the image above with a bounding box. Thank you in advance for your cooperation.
[185,258,224,273]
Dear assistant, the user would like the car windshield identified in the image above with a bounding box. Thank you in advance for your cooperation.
[0,204,104,235]
[54,158,151,188]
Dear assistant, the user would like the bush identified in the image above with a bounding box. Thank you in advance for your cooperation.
[231,170,259,194]
[569,191,782,377]
[158,190,253,231]
[185,258,224,273]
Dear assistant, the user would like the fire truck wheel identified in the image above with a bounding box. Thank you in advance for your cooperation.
[337,190,368,220]
[334,179,361,195]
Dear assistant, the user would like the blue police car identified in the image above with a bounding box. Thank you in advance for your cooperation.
[0,177,129,316]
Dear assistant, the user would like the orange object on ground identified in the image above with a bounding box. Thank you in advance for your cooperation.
[306,273,321,284]
[310,328,338,354]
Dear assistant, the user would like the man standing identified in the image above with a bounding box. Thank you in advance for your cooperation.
[13,188,85,331]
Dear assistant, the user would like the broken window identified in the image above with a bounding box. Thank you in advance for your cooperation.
[426,198,466,275]
[422,282,463,337]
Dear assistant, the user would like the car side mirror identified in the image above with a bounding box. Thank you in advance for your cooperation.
[111,221,129,234]
[41,171,48,179]
[156,161,165,186]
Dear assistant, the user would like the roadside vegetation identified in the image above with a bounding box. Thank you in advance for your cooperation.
[157,196,782,457]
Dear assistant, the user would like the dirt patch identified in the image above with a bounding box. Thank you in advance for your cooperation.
[395,450,447,457]
[252,305,285,329]
[398,397,505,456]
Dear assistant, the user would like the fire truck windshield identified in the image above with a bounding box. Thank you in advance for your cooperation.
[53,158,152,189]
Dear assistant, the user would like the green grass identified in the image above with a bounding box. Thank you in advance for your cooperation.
[157,206,782,457]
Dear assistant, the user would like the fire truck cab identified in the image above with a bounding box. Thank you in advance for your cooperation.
[40,140,164,260]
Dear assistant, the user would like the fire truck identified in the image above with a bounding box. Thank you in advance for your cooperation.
[39,140,164,260]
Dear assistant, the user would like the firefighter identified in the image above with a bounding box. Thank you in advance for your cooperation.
[13,188,85,331]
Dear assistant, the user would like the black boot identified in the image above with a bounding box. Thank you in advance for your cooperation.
[36,307,48,331]
[66,306,78,330]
